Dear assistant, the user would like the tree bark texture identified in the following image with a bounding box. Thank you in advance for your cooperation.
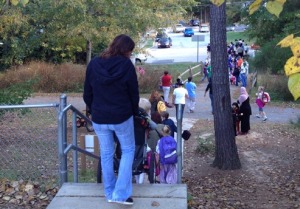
[210,2,241,170]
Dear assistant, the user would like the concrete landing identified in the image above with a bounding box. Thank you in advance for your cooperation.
[47,183,187,209]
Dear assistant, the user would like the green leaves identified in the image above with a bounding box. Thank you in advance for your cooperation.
[249,0,287,17]
[266,0,285,18]
[10,0,29,6]
[288,73,300,100]
[210,0,225,7]
[249,0,263,15]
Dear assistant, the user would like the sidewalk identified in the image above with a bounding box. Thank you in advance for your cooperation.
[165,82,300,124]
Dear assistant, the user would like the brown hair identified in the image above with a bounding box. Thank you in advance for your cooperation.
[149,90,161,103]
[162,125,171,136]
[151,111,162,124]
[101,34,135,59]
[160,111,169,119]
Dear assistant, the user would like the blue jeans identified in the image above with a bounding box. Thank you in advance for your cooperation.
[240,73,247,87]
[93,116,135,202]
[235,74,240,86]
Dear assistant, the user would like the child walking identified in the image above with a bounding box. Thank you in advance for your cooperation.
[255,86,268,121]
[156,125,177,184]
[232,102,240,136]
[185,76,197,113]
[160,111,177,138]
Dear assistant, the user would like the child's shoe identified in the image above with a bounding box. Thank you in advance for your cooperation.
[256,114,261,118]
[262,116,267,121]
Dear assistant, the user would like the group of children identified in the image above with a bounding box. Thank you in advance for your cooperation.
[136,97,178,184]
[232,86,269,135]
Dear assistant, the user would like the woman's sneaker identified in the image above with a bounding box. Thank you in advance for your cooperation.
[110,197,134,205]
[256,114,261,118]
[262,116,267,121]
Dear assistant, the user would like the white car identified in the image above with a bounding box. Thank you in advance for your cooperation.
[174,24,185,33]
[131,53,147,65]
[199,24,210,33]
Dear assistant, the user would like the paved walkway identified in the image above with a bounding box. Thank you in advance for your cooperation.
[166,82,300,125]
[25,83,300,128]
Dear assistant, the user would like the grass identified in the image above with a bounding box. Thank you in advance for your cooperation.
[226,31,255,44]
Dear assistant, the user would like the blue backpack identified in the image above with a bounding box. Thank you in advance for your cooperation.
[159,136,177,165]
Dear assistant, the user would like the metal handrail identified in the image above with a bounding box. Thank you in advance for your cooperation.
[0,103,59,109]
[57,95,99,186]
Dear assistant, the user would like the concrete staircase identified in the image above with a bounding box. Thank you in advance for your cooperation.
[47,183,187,209]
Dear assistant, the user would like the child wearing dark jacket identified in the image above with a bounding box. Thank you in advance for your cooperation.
[160,111,177,138]
[232,102,241,136]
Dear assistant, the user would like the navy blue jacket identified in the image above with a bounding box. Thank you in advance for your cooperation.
[83,56,139,124]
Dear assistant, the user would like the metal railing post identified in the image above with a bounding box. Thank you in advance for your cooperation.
[72,112,78,183]
[58,94,68,186]
[176,104,183,184]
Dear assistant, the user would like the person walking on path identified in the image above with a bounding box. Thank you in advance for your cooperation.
[204,78,214,114]
[237,87,252,135]
[240,58,249,87]
[185,76,197,113]
[160,71,172,106]
[201,62,209,82]
[255,86,268,121]
[83,34,138,205]
[233,56,243,86]
[172,81,188,117]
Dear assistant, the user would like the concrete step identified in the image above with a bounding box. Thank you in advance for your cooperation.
[47,183,187,209]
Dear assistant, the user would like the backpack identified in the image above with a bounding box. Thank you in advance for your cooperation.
[157,101,166,114]
[134,108,150,129]
[159,136,177,165]
[262,92,271,104]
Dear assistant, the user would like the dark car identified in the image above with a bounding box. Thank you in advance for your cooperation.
[189,19,199,26]
[155,31,167,42]
[157,36,172,48]
[183,28,194,37]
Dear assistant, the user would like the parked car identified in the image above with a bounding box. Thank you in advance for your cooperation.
[157,36,172,48]
[226,25,235,31]
[183,28,194,37]
[199,24,209,32]
[158,28,168,34]
[133,53,147,64]
[174,24,185,33]
[189,19,200,26]
[155,31,168,42]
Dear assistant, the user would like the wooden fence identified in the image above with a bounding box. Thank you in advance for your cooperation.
[179,62,204,83]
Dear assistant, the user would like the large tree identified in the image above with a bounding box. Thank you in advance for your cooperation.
[210,1,241,170]
[0,0,196,68]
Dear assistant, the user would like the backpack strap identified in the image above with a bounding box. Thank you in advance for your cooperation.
[155,129,163,138]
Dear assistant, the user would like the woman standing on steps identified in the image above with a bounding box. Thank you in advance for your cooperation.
[83,34,138,205]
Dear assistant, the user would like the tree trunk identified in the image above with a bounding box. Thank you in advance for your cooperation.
[86,40,92,65]
[210,2,241,170]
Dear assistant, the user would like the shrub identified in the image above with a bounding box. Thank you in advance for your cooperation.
[257,73,293,101]
[251,37,292,74]
[136,66,163,93]
[0,61,86,93]
[196,135,215,154]
[290,116,300,129]
[0,80,34,105]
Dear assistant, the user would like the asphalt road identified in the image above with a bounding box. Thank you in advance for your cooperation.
[145,27,255,64]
